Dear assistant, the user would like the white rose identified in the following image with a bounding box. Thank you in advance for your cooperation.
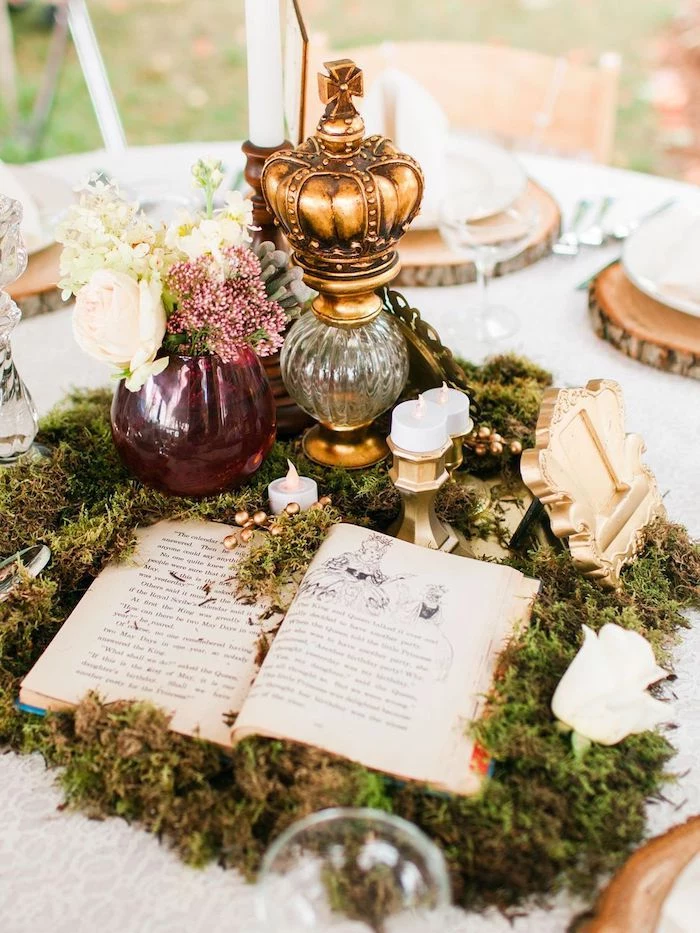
[551,623,671,747]
[73,270,166,373]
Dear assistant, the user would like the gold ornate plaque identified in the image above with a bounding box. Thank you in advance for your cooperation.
[380,287,476,399]
[520,379,664,588]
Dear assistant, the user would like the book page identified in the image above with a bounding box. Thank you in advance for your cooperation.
[20,520,273,746]
[233,524,534,794]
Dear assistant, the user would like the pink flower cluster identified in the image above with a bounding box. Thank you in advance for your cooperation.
[166,246,287,359]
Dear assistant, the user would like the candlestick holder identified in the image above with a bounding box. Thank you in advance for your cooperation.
[242,138,312,438]
[387,437,458,552]
[242,139,292,246]
[261,59,424,468]
[445,433,469,475]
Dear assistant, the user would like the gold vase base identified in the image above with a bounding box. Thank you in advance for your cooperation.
[302,424,389,470]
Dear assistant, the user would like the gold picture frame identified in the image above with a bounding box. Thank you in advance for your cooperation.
[380,287,477,400]
[520,379,664,588]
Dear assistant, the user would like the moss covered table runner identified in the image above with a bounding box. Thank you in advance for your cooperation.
[1,354,698,920]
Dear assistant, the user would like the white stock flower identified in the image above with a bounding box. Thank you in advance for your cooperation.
[165,194,253,263]
[56,179,173,297]
[73,271,167,383]
[551,623,671,747]
[191,157,225,191]
[223,190,254,229]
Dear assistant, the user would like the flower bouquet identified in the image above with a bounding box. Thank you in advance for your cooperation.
[56,159,310,497]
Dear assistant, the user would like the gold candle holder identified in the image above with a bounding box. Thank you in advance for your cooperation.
[445,432,468,475]
[387,437,458,552]
[261,59,424,469]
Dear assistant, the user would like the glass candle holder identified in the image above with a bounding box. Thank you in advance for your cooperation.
[281,311,409,469]
[256,807,451,931]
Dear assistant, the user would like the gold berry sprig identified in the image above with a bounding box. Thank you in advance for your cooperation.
[223,497,333,549]
[464,424,523,458]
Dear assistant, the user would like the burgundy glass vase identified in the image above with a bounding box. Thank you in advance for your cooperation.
[111,349,276,497]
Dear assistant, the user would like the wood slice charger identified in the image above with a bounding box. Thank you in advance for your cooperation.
[589,262,700,381]
[7,243,64,320]
[581,816,700,932]
[395,179,561,288]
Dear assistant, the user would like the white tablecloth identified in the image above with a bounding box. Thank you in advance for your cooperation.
[2,143,700,933]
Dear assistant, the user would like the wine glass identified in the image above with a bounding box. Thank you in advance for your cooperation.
[255,807,451,931]
[439,188,539,348]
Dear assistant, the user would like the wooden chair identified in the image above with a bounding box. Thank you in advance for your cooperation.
[303,38,620,163]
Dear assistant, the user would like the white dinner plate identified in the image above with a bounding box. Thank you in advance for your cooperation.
[2,164,74,255]
[411,133,527,230]
[622,205,700,318]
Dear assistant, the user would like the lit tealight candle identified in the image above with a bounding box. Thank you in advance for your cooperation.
[390,395,448,453]
[268,460,319,515]
[423,383,473,437]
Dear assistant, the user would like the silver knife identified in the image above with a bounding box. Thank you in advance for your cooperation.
[575,198,677,289]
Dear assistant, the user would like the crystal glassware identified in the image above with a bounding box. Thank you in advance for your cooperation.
[439,188,539,348]
[111,348,276,497]
[256,807,451,931]
[0,196,39,464]
[281,311,409,462]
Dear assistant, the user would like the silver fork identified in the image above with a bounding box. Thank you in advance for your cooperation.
[579,195,616,247]
[552,198,593,256]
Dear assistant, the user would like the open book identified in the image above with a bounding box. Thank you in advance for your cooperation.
[20,520,538,796]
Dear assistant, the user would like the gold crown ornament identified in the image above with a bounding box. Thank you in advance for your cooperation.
[261,60,424,468]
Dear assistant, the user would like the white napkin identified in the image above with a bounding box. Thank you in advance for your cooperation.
[360,67,449,223]
[657,208,700,304]
[0,160,44,253]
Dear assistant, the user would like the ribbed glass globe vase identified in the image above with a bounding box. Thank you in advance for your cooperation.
[281,311,409,430]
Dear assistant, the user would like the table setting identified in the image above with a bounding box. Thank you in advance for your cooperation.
[1,4,700,933]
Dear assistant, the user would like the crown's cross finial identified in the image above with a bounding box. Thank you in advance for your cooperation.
[318,59,364,118]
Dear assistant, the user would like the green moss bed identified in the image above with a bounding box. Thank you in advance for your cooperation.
[1,353,699,914]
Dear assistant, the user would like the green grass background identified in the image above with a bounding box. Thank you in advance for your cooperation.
[1,0,674,172]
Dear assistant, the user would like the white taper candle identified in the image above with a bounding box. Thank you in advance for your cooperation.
[244,0,286,148]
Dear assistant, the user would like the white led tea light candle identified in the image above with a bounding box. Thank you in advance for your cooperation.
[268,460,318,514]
[389,395,448,453]
[422,383,473,437]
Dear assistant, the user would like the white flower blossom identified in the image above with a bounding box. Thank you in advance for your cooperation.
[56,178,175,297]
[551,623,672,748]
[73,271,167,392]
[164,194,253,265]
[124,356,169,391]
